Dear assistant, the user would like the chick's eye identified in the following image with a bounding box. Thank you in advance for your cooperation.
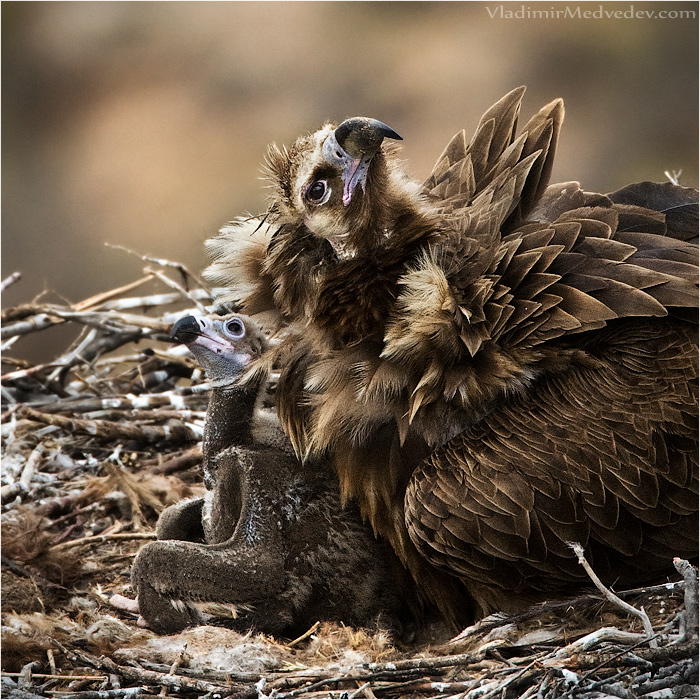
[224,318,245,339]
[304,179,330,205]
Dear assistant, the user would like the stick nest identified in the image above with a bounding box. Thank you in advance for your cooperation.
[1,261,697,698]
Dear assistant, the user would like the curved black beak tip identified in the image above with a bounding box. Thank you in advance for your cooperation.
[171,315,200,344]
[334,117,402,157]
[378,122,402,141]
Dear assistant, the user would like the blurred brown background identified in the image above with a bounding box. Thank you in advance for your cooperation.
[2,1,698,363]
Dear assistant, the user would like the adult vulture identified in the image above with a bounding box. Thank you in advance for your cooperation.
[205,87,698,625]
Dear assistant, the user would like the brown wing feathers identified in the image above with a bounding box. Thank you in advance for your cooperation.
[204,87,698,623]
[383,186,697,421]
[407,319,697,613]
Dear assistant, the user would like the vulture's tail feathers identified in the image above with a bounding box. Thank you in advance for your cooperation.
[505,98,564,229]
[422,86,524,197]
[465,86,525,187]
[608,181,699,242]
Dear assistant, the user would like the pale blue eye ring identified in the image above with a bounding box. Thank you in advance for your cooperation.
[223,318,245,339]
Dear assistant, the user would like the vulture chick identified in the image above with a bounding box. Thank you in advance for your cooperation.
[127,312,412,636]
[205,88,698,624]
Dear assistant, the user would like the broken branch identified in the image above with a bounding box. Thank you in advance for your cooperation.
[569,542,657,646]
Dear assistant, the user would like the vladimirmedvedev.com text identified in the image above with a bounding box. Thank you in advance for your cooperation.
[486,5,695,19]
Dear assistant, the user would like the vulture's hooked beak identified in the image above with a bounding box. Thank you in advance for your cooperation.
[322,117,401,206]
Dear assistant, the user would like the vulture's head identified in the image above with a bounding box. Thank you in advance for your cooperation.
[171,313,267,388]
[265,117,408,258]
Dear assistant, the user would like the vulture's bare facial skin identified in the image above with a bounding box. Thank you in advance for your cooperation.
[171,313,263,388]
[266,119,404,259]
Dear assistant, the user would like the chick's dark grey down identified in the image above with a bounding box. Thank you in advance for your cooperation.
[131,312,412,636]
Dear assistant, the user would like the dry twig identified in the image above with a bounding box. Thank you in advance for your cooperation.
[570,542,657,646]
[1,271,22,292]
[50,532,157,552]
[674,558,699,643]
[20,406,202,444]
[72,275,157,312]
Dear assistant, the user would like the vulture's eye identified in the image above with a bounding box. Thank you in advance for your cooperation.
[304,179,331,205]
[223,318,246,339]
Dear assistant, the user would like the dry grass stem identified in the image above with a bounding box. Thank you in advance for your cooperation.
[50,532,157,551]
